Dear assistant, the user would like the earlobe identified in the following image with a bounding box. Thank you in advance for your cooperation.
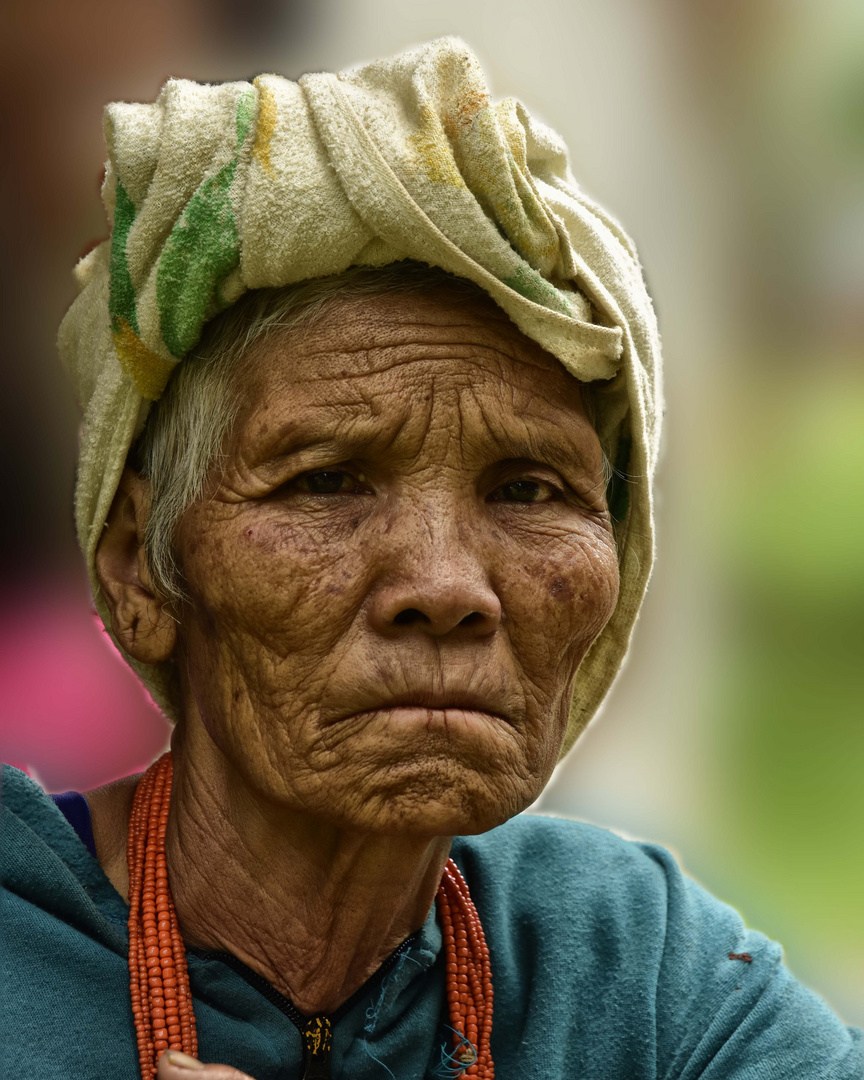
[95,467,177,665]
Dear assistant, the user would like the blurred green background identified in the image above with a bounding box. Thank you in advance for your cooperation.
[2,0,862,1025]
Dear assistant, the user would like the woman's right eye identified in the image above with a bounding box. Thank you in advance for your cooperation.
[488,478,560,504]
[297,470,357,494]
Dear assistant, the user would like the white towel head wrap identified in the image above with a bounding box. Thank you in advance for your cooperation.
[58,37,662,756]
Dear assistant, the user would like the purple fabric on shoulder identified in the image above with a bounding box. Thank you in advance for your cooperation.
[51,790,97,860]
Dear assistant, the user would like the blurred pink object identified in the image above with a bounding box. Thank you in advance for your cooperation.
[0,575,171,792]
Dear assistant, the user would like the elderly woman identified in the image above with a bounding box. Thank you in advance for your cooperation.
[3,38,861,1080]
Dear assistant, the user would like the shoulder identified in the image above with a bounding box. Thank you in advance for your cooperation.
[453,811,689,930]
[453,814,864,1079]
[1,762,77,855]
[1,763,127,929]
[1,766,138,1077]
[451,812,732,998]
[452,813,741,973]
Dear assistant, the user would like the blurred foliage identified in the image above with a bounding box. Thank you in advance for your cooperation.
[699,368,864,1008]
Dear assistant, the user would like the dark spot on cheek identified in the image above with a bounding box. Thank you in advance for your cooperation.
[232,689,241,703]
[246,530,254,538]
[326,584,345,595]
[549,576,572,600]
[350,519,359,530]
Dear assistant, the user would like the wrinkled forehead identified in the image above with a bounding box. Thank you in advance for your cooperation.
[229,288,599,473]
[235,287,586,411]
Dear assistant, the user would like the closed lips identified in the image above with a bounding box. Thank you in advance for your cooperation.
[347,693,514,724]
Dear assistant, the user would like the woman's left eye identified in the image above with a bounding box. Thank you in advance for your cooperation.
[298,470,358,495]
[489,479,558,504]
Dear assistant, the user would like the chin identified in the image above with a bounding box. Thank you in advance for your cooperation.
[322,759,546,838]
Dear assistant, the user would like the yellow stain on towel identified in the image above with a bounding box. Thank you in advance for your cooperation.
[442,85,489,144]
[409,103,465,188]
[252,80,277,177]
[112,319,176,401]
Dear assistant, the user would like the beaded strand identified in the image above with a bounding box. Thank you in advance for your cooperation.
[127,754,197,1077]
[437,862,495,1078]
[127,754,494,1080]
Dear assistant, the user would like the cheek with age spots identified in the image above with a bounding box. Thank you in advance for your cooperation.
[548,576,572,601]
[529,538,620,666]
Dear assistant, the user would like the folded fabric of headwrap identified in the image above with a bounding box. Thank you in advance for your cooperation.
[58,37,663,754]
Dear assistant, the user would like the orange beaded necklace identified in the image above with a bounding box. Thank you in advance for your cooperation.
[127,753,495,1079]
[126,754,197,1074]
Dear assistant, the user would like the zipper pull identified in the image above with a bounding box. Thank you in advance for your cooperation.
[300,1015,333,1080]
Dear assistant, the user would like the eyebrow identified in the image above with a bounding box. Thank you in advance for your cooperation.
[246,387,598,475]
[251,412,405,468]
[486,434,599,476]
[252,427,599,488]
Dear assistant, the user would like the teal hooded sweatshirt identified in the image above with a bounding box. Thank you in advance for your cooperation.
[1,765,861,1079]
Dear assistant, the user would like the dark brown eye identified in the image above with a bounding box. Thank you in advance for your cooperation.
[301,471,352,494]
[490,479,554,504]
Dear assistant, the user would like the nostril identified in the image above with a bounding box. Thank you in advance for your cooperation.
[393,608,430,626]
[383,601,499,636]
[459,611,484,629]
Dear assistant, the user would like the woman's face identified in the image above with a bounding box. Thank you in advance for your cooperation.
[174,287,619,835]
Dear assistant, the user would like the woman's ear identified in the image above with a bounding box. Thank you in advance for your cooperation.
[95,467,177,665]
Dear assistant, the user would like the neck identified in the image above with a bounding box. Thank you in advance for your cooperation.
[164,732,451,1016]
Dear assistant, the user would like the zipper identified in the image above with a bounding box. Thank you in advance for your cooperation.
[300,1015,333,1079]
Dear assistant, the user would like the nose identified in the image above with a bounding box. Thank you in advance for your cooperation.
[366,519,502,640]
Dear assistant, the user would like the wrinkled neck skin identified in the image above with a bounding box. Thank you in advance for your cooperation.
[165,717,451,1016]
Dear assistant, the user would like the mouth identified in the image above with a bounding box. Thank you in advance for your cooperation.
[335,691,514,728]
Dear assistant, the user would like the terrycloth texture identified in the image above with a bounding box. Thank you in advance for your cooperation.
[57,38,662,748]
[3,765,862,1079]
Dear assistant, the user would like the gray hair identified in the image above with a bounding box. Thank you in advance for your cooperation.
[130,261,604,607]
